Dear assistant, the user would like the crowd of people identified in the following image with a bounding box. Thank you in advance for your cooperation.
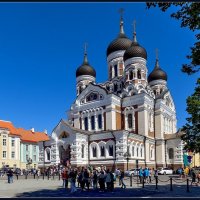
[2,165,200,189]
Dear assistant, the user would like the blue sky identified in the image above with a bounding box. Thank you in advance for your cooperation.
[0,3,198,134]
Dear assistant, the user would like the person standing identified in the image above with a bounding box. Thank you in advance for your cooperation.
[98,170,105,192]
[119,171,126,189]
[105,169,111,191]
[139,167,143,184]
[83,169,90,191]
[148,168,152,183]
[92,170,98,190]
[69,169,77,193]
[61,168,67,188]
[37,169,40,180]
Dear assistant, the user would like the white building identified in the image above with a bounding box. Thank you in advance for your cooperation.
[38,15,184,170]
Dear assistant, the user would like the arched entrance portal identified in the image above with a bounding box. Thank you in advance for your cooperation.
[59,145,71,167]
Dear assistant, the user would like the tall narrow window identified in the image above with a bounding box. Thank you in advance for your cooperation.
[136,147,139,157]
[109,145,113,156]
[3,139,6,146]
[79,86,82,94]
[150,149,153,159]
[91,116,95,130]
[100,146,105,157]
[11,151,15,159]
[81,144,84,158]
[84,117,88,131]
[26,145,29,151]
[128,114,133,129]
[132,146,135,156]
[137,70,141,79]
[129,71,133,80]
[46,149,50,161]
[98,114,102,129]
[114,84,118,92]
[140,147,143,157]
[93,147,97,157]
[109,66,112,79]
[11,139,15,147]
[169,148,174,159]
[114,65,118,77]
[3,151,6,158]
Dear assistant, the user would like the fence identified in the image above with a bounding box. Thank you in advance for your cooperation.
[0,173,193,193]
[120,175,191,192]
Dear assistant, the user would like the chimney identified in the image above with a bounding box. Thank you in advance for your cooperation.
[31,128,34,133]
[44,129,47,135]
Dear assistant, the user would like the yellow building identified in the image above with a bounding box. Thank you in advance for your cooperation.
[0,120,21,168]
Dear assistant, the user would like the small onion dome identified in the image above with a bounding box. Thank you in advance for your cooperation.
[123,32,147,61]
[106,17,132,57]
[76,53,96,78]
[148,59,167,82]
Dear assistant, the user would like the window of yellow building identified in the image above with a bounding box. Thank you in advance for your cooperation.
[3,151,6,158]
[3,139,6,146]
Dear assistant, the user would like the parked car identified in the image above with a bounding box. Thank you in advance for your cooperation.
[125,168,139,176]
[157,167,173,175]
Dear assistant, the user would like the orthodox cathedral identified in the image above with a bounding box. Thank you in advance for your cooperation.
[38,15,184,170]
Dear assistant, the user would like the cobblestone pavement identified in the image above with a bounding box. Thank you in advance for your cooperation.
[0,175,200,198]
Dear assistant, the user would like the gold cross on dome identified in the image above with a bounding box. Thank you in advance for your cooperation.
[84,42,88,54]
[156,48,159,60]
[118,8,124,18]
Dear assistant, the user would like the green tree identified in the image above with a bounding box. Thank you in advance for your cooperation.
[146,2,200,75]
[181,78,200,153]
[147,3,200,152]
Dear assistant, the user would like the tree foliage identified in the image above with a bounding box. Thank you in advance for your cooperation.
[181,78,200,153]
[146,2,200,75]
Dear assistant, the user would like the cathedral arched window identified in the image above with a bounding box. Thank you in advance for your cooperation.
[46,148,50,161]
[98,114,102,129]
[114,65,118,77]
[137,69,141,79]
[128,114,133,129]
[132,146,135,157]
[136,147,139,157]
[79,86,82,94]
[129,71,133,80]
[84,117,88,131]
[109,66,112,79]
[150,148,153,159]
[109,145,113,156]
[91,116,95,130]
[169,148,174,159]
[92,147,97,157]
[81,144,84,158]
[100,146,105,157]
[140,147,143,157]
[114,84,118,92]
[106,85,110,91]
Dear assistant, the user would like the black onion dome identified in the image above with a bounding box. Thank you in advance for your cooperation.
[107,33,132,56]
[123,33,147,61]
[148,59,167,82]
[76,54,96,78]
[106,17,132,56]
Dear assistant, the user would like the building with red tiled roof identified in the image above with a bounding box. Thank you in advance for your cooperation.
[0,120,49,169]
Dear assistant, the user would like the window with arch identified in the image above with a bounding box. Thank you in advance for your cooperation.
[98,114,102,129]
[150,148,153,159]
[109,145,114,156]
[114,84,118,92]
[91,116,95,130]
[79,86,82,94]
[100,146,105,157]
[128,114,133,129]
[46,148,50,161]
[114,65,118,77]
[137,69,141,79]
[140,147,143,157]
[169,148,174,159]
[81,144,84,158]
[84,117,88,131]
[92,147,97,157]
[106,85,110,91]
[86,93,98,102]
[132,146,135,157]
[136,147,139,157]
[129,71,133,80]
[59,132,68,139]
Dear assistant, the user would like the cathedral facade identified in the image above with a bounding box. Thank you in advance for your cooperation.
[38,16,184,171]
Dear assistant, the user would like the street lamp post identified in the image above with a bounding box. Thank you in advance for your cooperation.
[124,151,131,171]
[43,141,45,180]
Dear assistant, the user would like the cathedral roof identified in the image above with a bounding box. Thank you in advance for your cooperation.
[76,52,96,78]
[148,59,167,82]
[123,32,147,61]
[106,16,132,56]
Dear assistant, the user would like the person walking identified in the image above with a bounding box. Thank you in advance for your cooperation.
[69,169,77,193]
[148,168,152,183]
[83,168,90,191]
[37,169,40,180]
[139,167,143,184]
[98,170,105,192]
[191,169,197,185]
[92,170,98,190]
[119,171,126,189]
[61,168,67,188]
[105,169,112,191]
